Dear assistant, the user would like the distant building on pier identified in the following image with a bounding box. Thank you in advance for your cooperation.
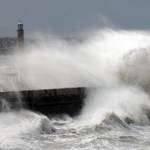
[0,23,24,54]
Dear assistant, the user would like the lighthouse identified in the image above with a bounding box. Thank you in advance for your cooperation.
[17,22,24,48]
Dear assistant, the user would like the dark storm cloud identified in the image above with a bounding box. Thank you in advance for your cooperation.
[0,0,150,36]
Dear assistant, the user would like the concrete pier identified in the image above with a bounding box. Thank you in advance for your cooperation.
[0,87,87,116]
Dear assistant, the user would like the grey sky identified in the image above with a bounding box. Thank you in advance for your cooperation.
[0,0,150,37]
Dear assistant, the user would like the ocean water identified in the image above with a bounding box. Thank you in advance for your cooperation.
[1,29,150,149]
[1,110,150,150]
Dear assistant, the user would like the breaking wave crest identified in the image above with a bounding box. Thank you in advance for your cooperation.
[0,110,53,149]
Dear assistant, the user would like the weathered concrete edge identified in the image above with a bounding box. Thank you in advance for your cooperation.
[0,87,87,116]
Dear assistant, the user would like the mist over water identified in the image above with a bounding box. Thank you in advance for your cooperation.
[1,29,150,149]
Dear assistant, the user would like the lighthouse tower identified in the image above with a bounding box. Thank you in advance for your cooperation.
[17,22,24,48]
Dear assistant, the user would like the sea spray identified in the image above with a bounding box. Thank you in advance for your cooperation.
[11,29,150,90]
[119,48,150,90]
[1,29,150,125]
[1,29,150,149]
[80,86,150,126]
[0,98,10,112]
[0,110,53,149]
